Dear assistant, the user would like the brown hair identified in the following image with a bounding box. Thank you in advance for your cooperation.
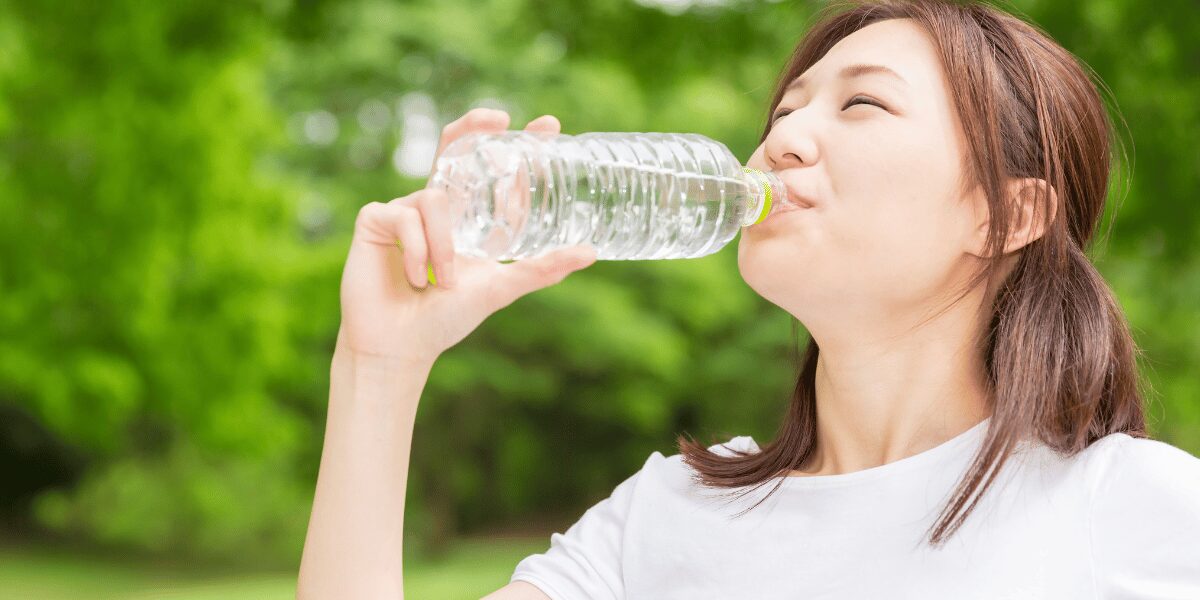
[678,0,1146,546]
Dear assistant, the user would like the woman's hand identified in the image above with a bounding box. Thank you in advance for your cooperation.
[336,108,597,364]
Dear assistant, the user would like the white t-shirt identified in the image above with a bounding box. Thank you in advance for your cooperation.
[511,418,1200,599]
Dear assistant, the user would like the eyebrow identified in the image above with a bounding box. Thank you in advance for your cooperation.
[784,64,908,93]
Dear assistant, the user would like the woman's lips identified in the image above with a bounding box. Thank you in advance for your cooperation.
[767,199,809,220]
[777,178,816,209]
[777,193,815,211]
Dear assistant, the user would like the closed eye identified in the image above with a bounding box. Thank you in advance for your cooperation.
[770,95,889,123]
[844,95,886,111]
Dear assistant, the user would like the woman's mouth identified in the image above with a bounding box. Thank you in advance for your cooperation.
[778,194,815,211]
[778,178,817,210]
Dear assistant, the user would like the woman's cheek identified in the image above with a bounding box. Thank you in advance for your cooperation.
[889,218,965,306]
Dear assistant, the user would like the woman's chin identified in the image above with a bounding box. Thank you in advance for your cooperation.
[738,239,831,308]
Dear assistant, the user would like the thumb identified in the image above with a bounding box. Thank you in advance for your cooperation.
[490,244,597,309]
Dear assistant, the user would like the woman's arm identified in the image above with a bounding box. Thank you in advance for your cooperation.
[295,109,596,599]
[296,338,432,599]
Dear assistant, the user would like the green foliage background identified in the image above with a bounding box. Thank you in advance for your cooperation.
[1,0,1197,566]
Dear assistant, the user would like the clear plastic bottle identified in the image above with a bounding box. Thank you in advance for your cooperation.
[427,131,794,261]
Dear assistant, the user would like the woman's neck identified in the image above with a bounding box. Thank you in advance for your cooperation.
[791,296,993,477]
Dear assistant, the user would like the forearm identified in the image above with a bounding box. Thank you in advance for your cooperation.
[297,341,434,599]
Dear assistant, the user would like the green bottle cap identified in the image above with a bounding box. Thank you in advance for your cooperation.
[742,167,773,225]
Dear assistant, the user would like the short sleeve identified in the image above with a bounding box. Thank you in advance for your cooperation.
[510,467,642,600]
[1089,435,1200,598]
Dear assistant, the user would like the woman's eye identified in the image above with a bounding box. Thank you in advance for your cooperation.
[770,95,886,124]
[843,95,886,111]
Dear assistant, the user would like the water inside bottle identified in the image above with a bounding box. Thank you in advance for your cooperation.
[434,132,778,261]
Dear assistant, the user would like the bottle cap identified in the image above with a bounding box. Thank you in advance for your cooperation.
[741,167,790,226]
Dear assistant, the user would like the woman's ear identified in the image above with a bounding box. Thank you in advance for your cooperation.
[966,177,1058,258]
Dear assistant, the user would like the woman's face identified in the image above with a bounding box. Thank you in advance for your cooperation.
[741,18,984,331]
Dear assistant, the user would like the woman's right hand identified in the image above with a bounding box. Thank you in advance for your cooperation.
[336,108,598,364]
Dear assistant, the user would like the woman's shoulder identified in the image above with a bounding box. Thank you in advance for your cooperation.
[1019,431,1200,504]
[637,435,760,488]
[1074,431,1200,525]
[1018,430,1198,478]
[645,435,760,466]
[1077,431,1200,482]
[705,435,762,457]
[1080,433,1200,590]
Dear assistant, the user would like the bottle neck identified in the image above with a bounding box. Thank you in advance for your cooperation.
[741,168,790,226]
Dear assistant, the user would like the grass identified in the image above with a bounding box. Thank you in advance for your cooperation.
[0,536,551,599]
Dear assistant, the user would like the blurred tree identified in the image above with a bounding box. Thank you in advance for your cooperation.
[0,0,332,563]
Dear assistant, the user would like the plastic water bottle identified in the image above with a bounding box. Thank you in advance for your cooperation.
[427,131,794,261]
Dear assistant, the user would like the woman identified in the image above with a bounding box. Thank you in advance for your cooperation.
[298,0,1200,598]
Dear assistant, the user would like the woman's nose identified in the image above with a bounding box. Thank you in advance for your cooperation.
[768,150,807,169]
[765,119,819,169]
